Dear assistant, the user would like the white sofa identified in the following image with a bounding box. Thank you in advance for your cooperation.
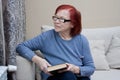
[81,26,120,80]
[16,25,120,80]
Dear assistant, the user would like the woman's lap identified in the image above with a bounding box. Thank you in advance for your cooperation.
[47,71,90,80]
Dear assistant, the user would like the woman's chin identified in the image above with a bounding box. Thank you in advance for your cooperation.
[54,28,61,32]
[54,29,60,32]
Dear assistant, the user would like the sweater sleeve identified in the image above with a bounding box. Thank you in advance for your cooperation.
[79,35,95,77]
[16,34,44,61]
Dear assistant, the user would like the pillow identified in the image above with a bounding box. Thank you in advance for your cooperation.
[41,25,54,32]
[106,35,120,68]
[89,40,110,70]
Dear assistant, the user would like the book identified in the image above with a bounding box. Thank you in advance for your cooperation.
[47,63,67,74]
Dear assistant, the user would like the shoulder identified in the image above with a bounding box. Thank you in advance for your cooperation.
[41,29,55,35]
[76,34,88,40]
[38,29,56,40]
[77,34,89,44]
[40,29,55,37]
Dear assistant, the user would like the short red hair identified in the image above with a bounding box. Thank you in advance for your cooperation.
[55,4,82,37]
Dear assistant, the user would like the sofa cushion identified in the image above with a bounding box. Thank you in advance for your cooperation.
[81,27,120,55]
[91,69,120,80]
[106,35,120,69]
[41,25,54,32]
[89,40,110,70]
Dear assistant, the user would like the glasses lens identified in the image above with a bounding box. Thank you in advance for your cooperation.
[52,16,57,21]
[52,16,65,23]
[52,16,71,23]
[59,18,65,23]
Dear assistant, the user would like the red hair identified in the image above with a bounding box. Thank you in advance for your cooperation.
[55,4,82,37]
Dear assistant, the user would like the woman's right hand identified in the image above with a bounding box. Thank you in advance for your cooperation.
[32,55,51,75]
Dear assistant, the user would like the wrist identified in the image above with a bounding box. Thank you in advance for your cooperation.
[32,55,43,65]
[74,66,80,74]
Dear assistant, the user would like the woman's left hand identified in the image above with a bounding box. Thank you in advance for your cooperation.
[58,63,80,74]
[66,63,80,74]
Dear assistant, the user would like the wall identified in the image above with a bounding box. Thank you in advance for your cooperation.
[25,0,120,39]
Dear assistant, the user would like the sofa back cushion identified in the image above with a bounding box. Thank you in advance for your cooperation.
[89,40,110,70]
[81,26,120,40]
[106,34,120,69]
[82,26,120,54]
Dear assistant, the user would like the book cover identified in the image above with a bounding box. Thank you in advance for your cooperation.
[47,63,67,74]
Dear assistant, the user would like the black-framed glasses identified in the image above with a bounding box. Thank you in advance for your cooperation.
[52,16,71,23]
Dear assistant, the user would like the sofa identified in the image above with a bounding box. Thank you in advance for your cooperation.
[16,25,120,80]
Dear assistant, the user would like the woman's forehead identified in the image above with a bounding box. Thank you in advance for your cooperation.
[56,10,70,18]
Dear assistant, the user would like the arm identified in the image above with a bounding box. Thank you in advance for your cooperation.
[16,34,51,74]
[32,55,51,74]
[16,35,43,61]
[58,35,95,76]
[79,36,95,76]
[65,63,80,74]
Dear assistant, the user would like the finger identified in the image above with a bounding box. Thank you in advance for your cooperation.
[47,62,51,67]
[43,67,49,73]
[66,64,71,70]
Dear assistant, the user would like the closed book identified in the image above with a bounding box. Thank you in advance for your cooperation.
[47,63,67,74]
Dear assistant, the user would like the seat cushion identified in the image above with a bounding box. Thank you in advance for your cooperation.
[91,69,120,80]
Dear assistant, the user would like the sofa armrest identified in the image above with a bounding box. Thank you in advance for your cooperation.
[16,55,35,80]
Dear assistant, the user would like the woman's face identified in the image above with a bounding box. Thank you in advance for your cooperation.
[53,10,73,33]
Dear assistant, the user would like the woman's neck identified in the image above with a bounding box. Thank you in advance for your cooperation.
[59,32,72,40]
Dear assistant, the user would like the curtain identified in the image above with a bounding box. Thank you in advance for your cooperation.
[0,0,26,80]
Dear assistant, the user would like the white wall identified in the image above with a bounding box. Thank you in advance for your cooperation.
[25,0,120,39]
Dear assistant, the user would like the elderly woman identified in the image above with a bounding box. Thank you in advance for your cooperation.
[16,4,95,80]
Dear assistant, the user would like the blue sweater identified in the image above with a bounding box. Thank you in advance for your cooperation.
[16,29,95,80]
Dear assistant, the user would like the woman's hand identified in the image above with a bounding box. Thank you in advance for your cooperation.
[32,55,52,75]
[59,63,80,74]
[66,63,80,74]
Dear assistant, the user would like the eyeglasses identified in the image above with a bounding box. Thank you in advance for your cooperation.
[52,16,71,23]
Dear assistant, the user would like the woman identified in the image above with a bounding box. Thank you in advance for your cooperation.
[16,4,95,80]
